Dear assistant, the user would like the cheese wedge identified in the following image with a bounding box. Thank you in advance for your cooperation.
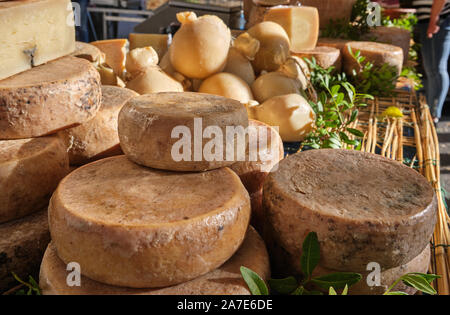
[264,6,319,51]
[263,149,437,272]
[90,39,128,78]
[118,92,249,172]
[0,209,50,292]
[292,46,342,71]
[129,33,169,60]
[0,56,102,139]
[40,227,269,295]
[49,155,251,288]
[59,86,138,166]
[0,0,76,80]
[0,136,69,223]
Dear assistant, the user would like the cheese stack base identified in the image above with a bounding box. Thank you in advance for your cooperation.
[40,227,270,295]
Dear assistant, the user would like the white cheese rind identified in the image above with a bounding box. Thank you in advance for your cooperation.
[0,0,76,80]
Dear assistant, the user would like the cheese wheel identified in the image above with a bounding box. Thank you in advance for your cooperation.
[40,226,269,295]
[0,56,102,140]
[0,209,50,293]
[263,149,437,272]
[250,189,265,234]
[247,22,291,73]
[0,136,69,223]
[49,155,251,288]
[230,119,284,195]
[223,47,256,86]
[316,37,351,53]
[292,46,342,71]
[198,73,254,103]
[125,66,184,94]
[299,0,357,29]
[251,72,301,103]
[362,26,411,65]
[312,245,430,295]
[58,86,138,166]
[71,41,105,65]
[343,41,404,76]
[118,92,249,172]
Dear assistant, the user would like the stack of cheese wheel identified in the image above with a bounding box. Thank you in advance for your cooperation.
[0,0,104,292]
[263,149,437,295]
[42,92,272,294]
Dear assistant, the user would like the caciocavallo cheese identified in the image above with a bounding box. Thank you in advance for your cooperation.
[58,86,138,166]
[0,135,69,223]
[0,0,76,80]
[263,149,437,273]
[40,227,269,295]
[129,33,170,60]
[49,155,251,288]
[0,56,102,140]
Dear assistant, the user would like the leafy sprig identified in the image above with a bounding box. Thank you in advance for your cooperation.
[11,272,41,295]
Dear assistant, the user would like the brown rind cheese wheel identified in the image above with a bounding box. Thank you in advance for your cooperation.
[0,136,69,223]
[40,227,269,295]
[59,86,138,166]
[118,92,249,172]
[0,56,102,139]
[0,209,50,293]
[292,46,342,71]
[263,149,436,272]
[49,155,251,288]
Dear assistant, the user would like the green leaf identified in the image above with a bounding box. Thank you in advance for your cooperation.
[342,284,349,295]
[400,274,437,295]
[311,272,362,289]
[300,232,320,278]
[386,291,409,295]
[329,287,338,295]
[291,286,305,295]
[406,273,441,284]
[240,266,269,295]
[347,128,364,138]
[268,276,298,295]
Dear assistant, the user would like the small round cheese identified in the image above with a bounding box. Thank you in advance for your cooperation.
[118,92,249,172]
[313,245,430,295]
[0,136,69,223]
[40,226,269,295]
[343,41,404,76]
[59,86,138,166]
[223,47,256,86]
[49,155,251,288]
[125,66,184,94]
[0,56,102,140]
[230,119,284,195]
[263,149,437,272]
[0,209,50,292]
[198,72,254,103]
[292,46,342,71]
[251,72,301,103]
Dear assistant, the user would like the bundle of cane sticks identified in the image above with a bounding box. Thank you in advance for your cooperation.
[351,90,450,294]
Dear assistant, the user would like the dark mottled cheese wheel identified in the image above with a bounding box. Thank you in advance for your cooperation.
[0,136,69,223]
[0,56,102,139]
[313,245,430,295]
[263,149,436,272]
[40,227,269,295]
[49,155,251,288]
[59,86,138,166]
[0,210,50,293]
[118,92,249,172]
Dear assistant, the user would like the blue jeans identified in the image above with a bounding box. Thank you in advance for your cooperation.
[418,17,450,119]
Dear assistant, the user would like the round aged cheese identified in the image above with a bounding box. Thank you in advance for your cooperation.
[230,119,284,195]
[71,41,105,65]
[292,46,342,71]
[0,136,69,223]
[0,56,102,140]
[313,245,430,295]
[59,86,138,166]
[118,92,249,172]
[263,149,437,272]
[0,209,50,293]
[343,41,404,76]
[49,155,251,288]
[316,37,351,53]
[40,226,269,295]
[198,73,254,103]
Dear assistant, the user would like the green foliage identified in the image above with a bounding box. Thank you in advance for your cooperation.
[382,13,418,32]
[384,272,440,295]
[12,273,41,295]
[240,266,269,295]
[400,66,423,91]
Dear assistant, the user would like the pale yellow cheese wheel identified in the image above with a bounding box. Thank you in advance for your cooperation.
[49,155,251,288]
[0,56,102,139]
[0,136,69,223]
[40,227,269,295]
[198,72,254,103]
[118,92,249,172]
[58,86,138,166]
